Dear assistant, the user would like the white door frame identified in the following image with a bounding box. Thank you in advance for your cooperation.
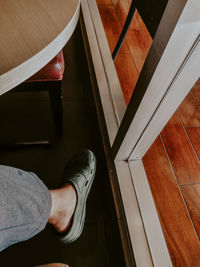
[115,0,200,160]
[81,0,200,265]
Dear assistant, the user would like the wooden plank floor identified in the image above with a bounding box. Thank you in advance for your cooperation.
[96,0,152,105]
[143,83,200,266]
[97,0,200,265]
[143,136,200,266]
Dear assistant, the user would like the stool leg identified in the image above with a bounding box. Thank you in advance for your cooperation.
[112,1,136,60]
[48,81,63,136]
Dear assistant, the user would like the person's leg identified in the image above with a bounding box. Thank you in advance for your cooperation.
[0,165,52,252]
[0,150,96,251]
[48,183,77,233]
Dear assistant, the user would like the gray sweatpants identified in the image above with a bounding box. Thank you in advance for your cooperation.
[0,165,52,252]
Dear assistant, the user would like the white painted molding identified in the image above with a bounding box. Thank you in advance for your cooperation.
[115,160,153,267]
[81,0,123,144]
[116,0,200,160]
[88,0,126,124]
[129,160,172,266]
[130,37,200,160]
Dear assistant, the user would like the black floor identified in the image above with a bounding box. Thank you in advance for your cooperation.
[0,24,125,267]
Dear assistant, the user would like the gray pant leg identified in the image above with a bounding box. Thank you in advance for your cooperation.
[0,165,52,251]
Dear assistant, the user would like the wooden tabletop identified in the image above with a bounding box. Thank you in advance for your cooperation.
[0,0,80,94]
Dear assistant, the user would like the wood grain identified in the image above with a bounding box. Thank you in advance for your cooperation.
[192,88,200,104]
[112,0,130,26]
[143,136,200,266]
[114,53,138,105]
[186,127,200,160]
[97,0,152,104]
[161,112,200,184]
[96,0,113,6]
[181,184,200,240]
[0,0,79,75]
[178,92,200,127]
[191,78,200,104]
[135,10,152,50]
[112,0,151,73]
[98,5,129,53]
[193,77,200,87]
[113,0,152,50]
[0,0,80,94]
[125,15,151,73]
[192,78,200,104]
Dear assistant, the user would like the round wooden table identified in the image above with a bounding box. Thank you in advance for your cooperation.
[0,0,80,95]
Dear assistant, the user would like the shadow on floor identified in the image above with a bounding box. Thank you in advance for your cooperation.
[0,23,125,267]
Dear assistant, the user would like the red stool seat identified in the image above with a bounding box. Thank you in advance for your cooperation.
[26,51,65,82]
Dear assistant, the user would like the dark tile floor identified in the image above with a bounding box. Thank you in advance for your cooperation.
[0,24,125,267]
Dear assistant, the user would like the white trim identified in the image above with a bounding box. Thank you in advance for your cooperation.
[116,0,200,160]
[128,160,172,266]
[81,0,126,145]
[115,160,153,267]
[81,0,118,144]
[88,0,126,124]
[80,0,200,265]
[130,37,200,160]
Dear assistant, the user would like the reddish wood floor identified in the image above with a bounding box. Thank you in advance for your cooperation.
[96,0,152,105]
[143,83,200,266]
[96,0,200,265]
